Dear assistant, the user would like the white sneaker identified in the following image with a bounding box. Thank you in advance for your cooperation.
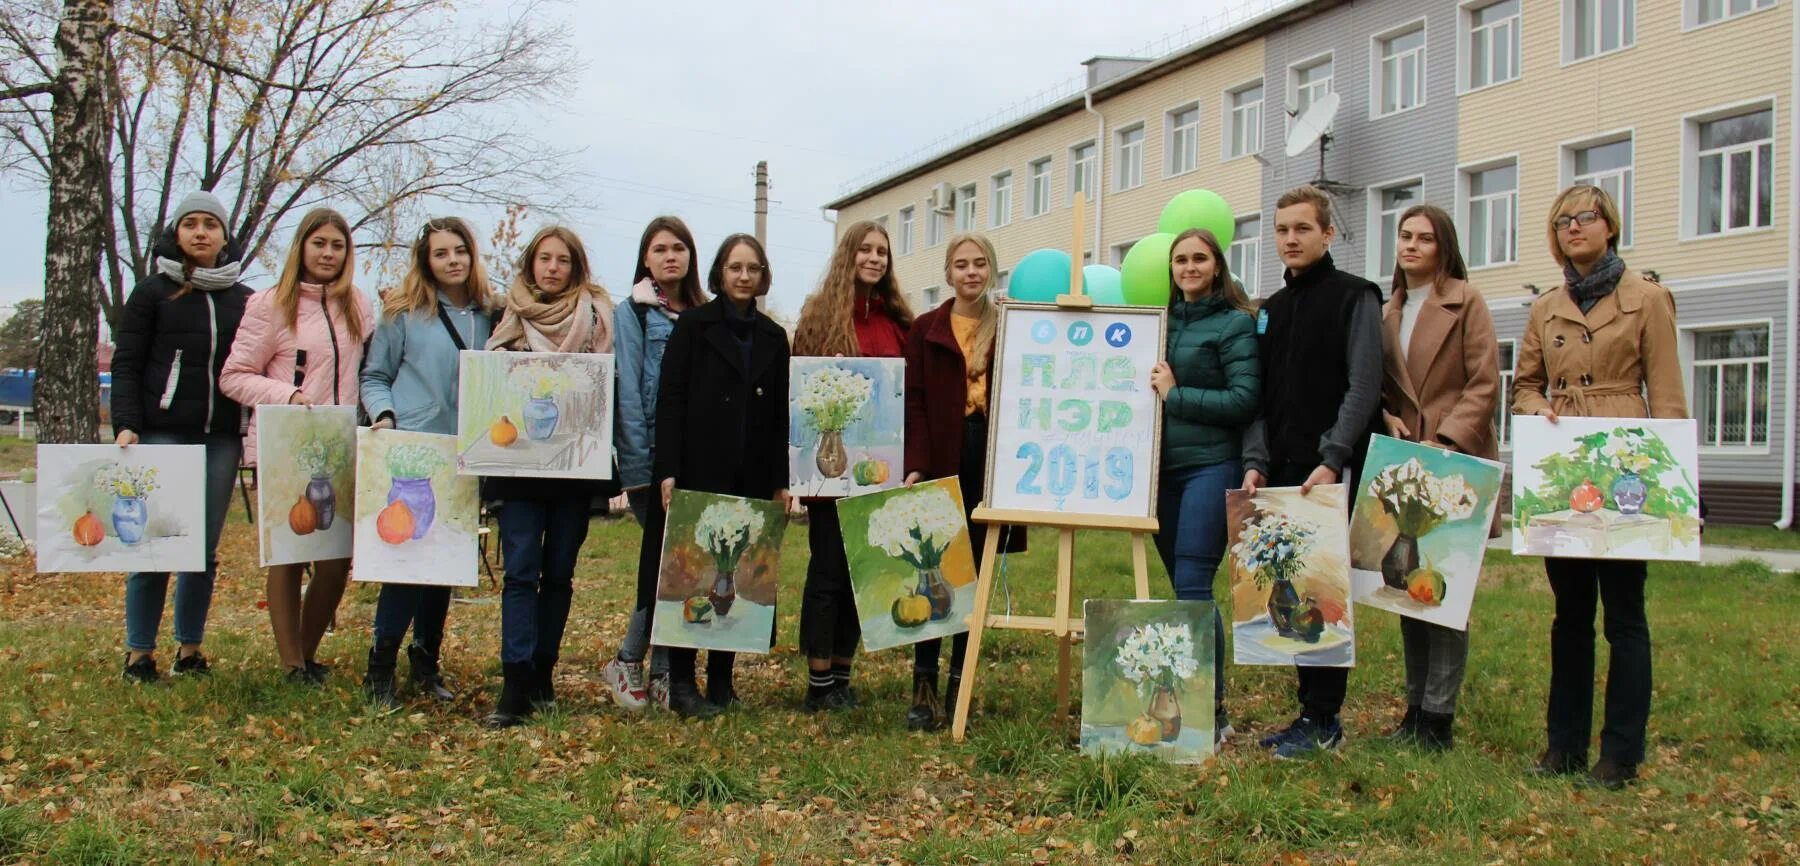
[648,674,670,710]
[602,657,648,710]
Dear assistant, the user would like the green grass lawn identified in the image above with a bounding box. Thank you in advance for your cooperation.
[1702,523,1800,552]
[1,513,1796,864]
[0,436,33,476]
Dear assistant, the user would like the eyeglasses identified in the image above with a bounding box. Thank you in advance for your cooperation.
[1554,210,1602,231]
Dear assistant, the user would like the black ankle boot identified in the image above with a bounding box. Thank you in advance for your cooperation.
[483,662,534,729]
[668,680,722,720]
[943,674,964,720]
[705,663,738,709]
[1530,748,1586,777]
[407,643,454,702]
[905,673,943,732]
[1388,705,1422,743]
[1418,710,1454,751]
[529,655,557,710]
[363,638,401,708]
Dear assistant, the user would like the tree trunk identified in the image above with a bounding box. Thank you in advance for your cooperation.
[34,0,114,445]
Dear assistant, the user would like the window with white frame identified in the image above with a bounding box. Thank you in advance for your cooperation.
[1694,0,1774,27]
[1070,141,1097,201]
[1566,0,1635,62]
[991,171,1012,228]
[1692,324,1771,447]
[1372,181,1422,278]
[926,208,946,247]
[923,285,941,307]
[1109,242,1134,268]
[1377,24,1426,116]
[1227,81,1263,159]
[1227,216,1261,297]
[997,270,1011,296]
[1292,57,1334,121]
[1694,107,1775,235]
[1466,0,1521,90]
[956,183,977,232]
[1496,340,1516,447]
[1028,158,1052,217]
[1115,125,1144,191]
[897,206,915,256]
[1166,105,1199,175]
[1572,137,1633,246]
[1465,162,1518,267]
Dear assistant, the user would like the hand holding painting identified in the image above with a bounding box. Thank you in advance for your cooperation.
[115,430,138,447]
[287,390,312,406]
[1536,407,1560,424]
[1242,469,1264,494]
[1301,465,1337,495]
[1383,411,1411,440]
[1149,361,1176,399]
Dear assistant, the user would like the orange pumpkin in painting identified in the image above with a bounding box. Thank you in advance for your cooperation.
[376,500,415,545]
[1570,479,1605,513]
[288,495,318,535]
[489,415,519,448]
[72,511,104,546]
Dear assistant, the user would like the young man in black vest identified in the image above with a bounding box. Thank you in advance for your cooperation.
[1242,185,1385,758]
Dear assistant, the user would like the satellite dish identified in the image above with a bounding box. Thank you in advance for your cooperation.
[1283,91,1340,158]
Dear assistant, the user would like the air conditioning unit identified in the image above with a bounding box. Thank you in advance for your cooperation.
[930,182,955,213]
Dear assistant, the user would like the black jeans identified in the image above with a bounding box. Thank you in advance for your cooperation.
[1268,461,1352,723]
[915,414,992,679]
[371,583,452,654]
[800,501,860,660]
[1545,557,1651,764]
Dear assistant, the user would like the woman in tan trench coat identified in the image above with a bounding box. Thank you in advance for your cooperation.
[1378,204,1499,752]
[1512,184,1685,790]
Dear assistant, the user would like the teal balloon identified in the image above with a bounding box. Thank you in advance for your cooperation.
[1119,233,1176,306]
[1157,189,1236,248]
[1082,265,1124,305]
[1007,248,1072,302]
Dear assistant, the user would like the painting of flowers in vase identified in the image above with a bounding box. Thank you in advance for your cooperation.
[1226,484,1354,667]
[352,429,479,586]
[1080,599,1216,764]
[256,405,357,566]
[1511,417,1700,561]
[652,489,788,654]
[456,351,614,479]
[838,478,977,652]
[788,358,903,498]
[1350,435,1504,631]
[35,444,205,573]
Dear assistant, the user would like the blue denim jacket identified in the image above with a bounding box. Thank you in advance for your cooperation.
[613,288,676,490]
[361,292,494,436]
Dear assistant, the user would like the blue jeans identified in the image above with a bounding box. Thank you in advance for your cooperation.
[371,583,451,653]
[1152,460,1238,710]
[123,432,242,651]
[618,488,668,675]
[496,494,591,665]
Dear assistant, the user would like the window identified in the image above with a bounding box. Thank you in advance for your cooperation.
[1292,57,1334,123]
[1114,125,1144,191]
[1466,0,1521,90]
[956,183,977,232]
[1693,325,1771,448]
[1109,242,1134,268]
[1028,158,1052,217]
[989,172,1012,228]
[1695,0,1776,26]
[1372,181,1423,278]
[1572,137,1633,246]
[923,286,941,307]
[1566,0,1635,61]
[926,208,946,247]
[1695,107,1775,235]
[897,206,915,256]
[1226,82,1263,159]
[1070,141,1097,201]
[1377,24,1426,116]
[1464,162,1518,267]
[1496,340,1516,448]
[1166,105,1199,175]
[1228,216,1261,297]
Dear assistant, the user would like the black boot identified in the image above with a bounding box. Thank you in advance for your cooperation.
[668,680,722,720]
[483,662,534,729]
[407,643,455,702]
[905,672,942,732]
[363,638,401,709]
[529,655,557,710]
[1530,748,1587,777]
[1418,710,1454,752]
[705,656,739,709]
[1387,705,1422,744]
[944,673,964,720]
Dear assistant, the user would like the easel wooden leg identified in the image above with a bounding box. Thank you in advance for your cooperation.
[1131,532,1152,600]
[1051,528,1076,729]
[951,524,1004,742]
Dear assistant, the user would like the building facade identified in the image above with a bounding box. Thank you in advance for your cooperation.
[825,0,1796,525]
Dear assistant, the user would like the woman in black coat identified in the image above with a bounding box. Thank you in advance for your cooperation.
[652,233,791,718]
[110,190,253,683]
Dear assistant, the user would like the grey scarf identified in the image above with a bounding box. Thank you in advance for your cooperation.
[1563,250,1626,315]
[156,256,242,292]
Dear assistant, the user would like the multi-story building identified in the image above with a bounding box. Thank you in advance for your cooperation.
[825,0,1797,525]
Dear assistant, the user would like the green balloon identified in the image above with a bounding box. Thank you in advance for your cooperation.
[1119,233,1176,306]
[1157,189,1235,248]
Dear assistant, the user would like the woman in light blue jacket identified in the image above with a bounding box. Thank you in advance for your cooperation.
[359,217,496,707]
[603,216,706,711]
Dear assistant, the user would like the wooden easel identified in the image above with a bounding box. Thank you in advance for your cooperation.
[950,194,1161,742]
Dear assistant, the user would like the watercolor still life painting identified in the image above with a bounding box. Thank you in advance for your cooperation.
[36,444,205,573]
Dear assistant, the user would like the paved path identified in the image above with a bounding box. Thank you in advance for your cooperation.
[1487,531,1800,572]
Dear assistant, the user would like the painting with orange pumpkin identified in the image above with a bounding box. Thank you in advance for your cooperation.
[255,405,357,566]
[456,351,614,480]
[35,444,207,574]
[350,428,479,586]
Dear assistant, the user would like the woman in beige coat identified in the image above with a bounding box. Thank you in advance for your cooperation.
[1378,204,1499,752]
[1512,184,1685,790]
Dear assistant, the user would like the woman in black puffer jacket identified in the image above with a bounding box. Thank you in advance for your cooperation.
[110,190,254,684]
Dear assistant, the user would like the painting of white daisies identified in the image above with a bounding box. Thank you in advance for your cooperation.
[788,358,903,498]
[1080,599,1216,764]
[652,489,788,654]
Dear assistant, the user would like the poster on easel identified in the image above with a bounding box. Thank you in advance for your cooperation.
[984,303,1167,520]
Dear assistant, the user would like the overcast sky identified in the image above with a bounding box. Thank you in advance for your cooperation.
[0,0,1272,328]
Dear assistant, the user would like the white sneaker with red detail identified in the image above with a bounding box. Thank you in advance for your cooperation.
[602,657,648,711]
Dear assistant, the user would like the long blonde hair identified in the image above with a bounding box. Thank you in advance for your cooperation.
[381,217,495,319]
[943,233,999,377]
[275,208,366,344]
[793,220,913,356]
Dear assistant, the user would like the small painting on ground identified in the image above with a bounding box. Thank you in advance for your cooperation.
[1080,599,1216,764]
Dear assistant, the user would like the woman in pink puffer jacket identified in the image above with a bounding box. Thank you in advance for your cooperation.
[220,208,373,685]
